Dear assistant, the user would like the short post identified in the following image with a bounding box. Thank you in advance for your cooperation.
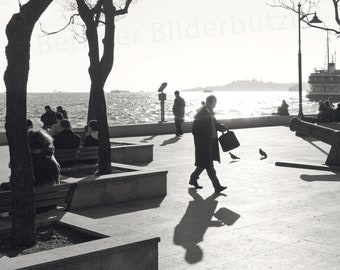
[290,117,340,166]
[157,82,167,123]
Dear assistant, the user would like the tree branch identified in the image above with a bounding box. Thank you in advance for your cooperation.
[268,0,340,35]
[40,14,80,36]
[304,20,340,34]
[115,0,133,16]
[332,0,340,26]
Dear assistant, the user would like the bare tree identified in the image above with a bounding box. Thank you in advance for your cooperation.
[4,0,53,247]
[268,0,340,34]
[45,0,135,174]
[77,0,134,175]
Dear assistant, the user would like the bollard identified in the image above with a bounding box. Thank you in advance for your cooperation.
[290,117,340,166]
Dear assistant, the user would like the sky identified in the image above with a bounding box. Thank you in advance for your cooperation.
[0,0,339,92]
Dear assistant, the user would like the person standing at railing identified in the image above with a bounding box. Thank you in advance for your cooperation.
[172,91,186,137]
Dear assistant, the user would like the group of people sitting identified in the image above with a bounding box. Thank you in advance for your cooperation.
[40,105,99,149]
[40,105,68,129]
[317,97,340,122]
[0,107,99,192]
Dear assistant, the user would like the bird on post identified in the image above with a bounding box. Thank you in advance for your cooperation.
[259,148,267,159]
[229,152,240,160]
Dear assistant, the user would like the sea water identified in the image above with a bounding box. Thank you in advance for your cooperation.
[0,91,320,131]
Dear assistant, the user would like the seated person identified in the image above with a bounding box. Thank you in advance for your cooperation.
[53,120,81,149]
[318,100,332,122]
[56,106,68,119]
[1,129,60,194]
[276,100,289,116]
[40,105,57,129]
[83,120,99,147]
[48,112,64,137]
[28,129,61,187]
[334,103,340,122]
[328,97,335,109]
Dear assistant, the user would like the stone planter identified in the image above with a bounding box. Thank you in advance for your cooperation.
[61,163,167,211]
[0,217,160,270]
[111,141,153,165]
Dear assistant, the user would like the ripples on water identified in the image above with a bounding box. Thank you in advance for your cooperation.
[0,91,320,131]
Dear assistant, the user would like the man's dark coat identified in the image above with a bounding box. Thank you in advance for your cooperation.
[192,107,225,168]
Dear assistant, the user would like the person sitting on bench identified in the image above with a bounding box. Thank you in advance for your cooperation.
[83,120,99,147]
[1,129,60,190]
[53,120,81,149]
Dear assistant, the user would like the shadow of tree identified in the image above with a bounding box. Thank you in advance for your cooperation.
[173,188,240,264]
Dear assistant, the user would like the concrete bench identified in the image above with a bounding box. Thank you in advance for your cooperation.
[54,146,98,166]
[0,182,77,221]
[55,143,153,166]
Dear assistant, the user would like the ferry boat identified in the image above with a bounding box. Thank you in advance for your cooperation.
[307,32,340,102]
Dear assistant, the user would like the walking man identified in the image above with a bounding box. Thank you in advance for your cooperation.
[172,91,185,136]
[190,95,228,193]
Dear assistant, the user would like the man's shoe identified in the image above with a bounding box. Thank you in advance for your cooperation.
[189,179,203,189]
[214,186,227,193]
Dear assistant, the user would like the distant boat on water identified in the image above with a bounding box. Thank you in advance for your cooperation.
[110,90,130,93]
[203,89,212,93]
[307,31,340,102]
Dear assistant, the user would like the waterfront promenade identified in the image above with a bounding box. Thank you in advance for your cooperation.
[1,125,340,269]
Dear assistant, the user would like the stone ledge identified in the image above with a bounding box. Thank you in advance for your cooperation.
[111,141,153,164]
[62,163,167,211]
[0,116,295,145]
[0,213,160,270]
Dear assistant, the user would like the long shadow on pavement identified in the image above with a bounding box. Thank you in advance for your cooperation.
[173,188,240,264]
[140,135,157,143]
[160,136,181,146]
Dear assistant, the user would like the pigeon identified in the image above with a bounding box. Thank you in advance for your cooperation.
[259,148,267,159]
[229,152,240,160]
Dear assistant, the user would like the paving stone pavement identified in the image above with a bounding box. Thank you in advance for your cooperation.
[1,125,340,269]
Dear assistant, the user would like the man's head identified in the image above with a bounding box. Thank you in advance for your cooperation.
[60,119,71,130]
[174,91,180,97]
[45,105,51,112]
[205,95,217,111]
[87,120,98,132]
[56,112,63,122]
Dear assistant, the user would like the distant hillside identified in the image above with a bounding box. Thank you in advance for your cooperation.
[182,79,309,92]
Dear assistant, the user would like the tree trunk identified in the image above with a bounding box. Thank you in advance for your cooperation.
[3,0,52,247]
[78,0,112,174]
[96,87,111,175]
[87,50,112,175]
